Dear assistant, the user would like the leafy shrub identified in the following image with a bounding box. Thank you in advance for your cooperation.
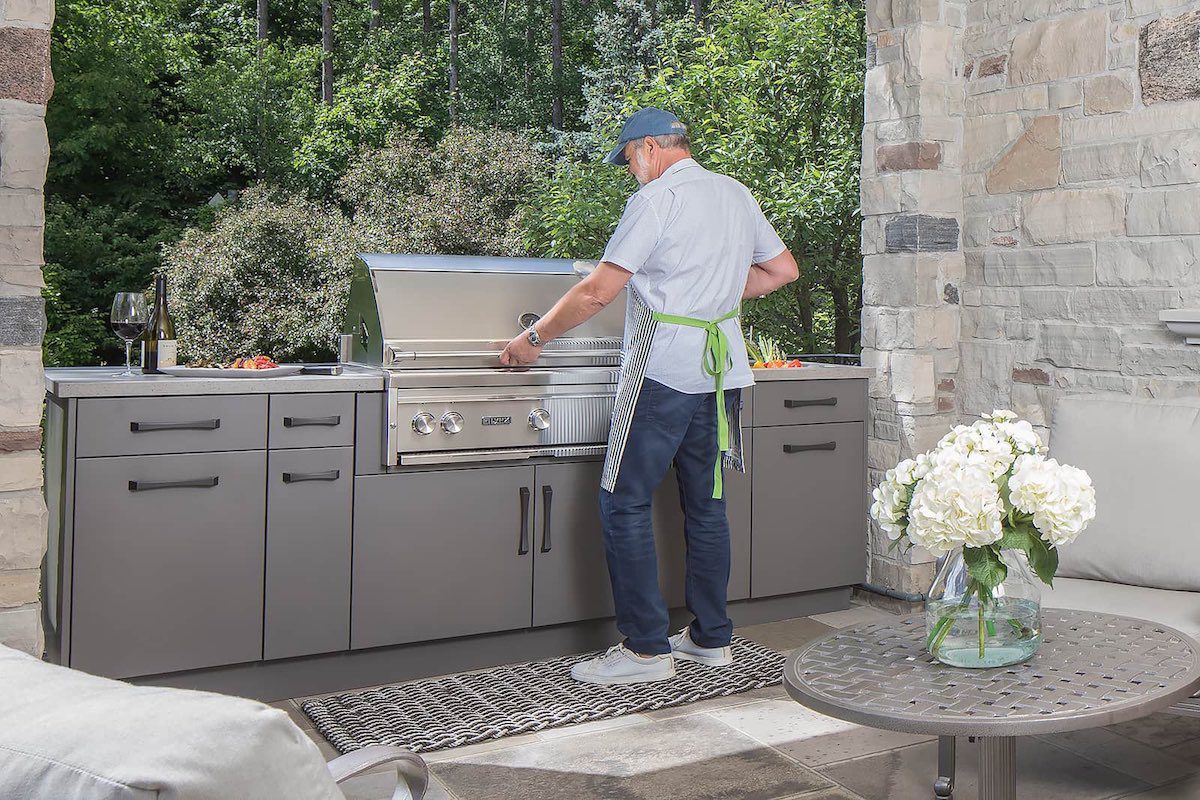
[163,187,357,363]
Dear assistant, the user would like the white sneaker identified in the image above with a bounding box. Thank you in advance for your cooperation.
[570,644,676,685]
[669,628,734,667]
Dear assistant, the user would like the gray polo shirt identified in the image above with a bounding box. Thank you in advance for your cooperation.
[601,158,786,395]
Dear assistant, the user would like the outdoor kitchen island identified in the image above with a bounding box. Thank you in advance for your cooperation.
[42,256,872,702]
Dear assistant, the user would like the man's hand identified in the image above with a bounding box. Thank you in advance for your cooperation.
[500,332,543,366]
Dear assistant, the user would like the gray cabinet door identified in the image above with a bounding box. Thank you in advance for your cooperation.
[265,447,353,660]
[351,467,535,649]
[531,461,613,626]
[71,451,266,678]
[751,422,867,598]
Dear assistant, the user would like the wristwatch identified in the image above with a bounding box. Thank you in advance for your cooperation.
[526,326,543,347]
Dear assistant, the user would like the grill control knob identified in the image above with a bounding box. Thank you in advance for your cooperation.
[411,412,436,436]
[440,411,464,434]
[528,408,551,431]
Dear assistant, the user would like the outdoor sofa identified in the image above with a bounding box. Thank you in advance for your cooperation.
[1042,394,1200,716]
[0,643,428,799]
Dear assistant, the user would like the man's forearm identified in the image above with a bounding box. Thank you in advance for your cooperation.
[532,282,609,344]
[743,264,788,299]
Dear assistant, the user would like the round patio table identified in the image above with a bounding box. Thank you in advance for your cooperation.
[782,608,1200,800]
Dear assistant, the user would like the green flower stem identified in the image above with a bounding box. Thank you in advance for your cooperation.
[978,600,985,659]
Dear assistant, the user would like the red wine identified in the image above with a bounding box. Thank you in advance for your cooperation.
[112,321,146,341]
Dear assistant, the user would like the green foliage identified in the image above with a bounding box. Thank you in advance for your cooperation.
[963,546,1008,595]
[522,158,633,259]
[162,187,357,362]
[341,126,549,256]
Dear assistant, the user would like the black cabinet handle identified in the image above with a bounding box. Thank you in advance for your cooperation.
[129,476,219,492]
[783,442,837,454]
[518,487,531,555]
[540,486,553,553]
[130,419,220,432]
[283,415,341,428]
[783,397,837,409]
[282,470,340,483]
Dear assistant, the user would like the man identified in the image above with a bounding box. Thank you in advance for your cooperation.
[501,107,798,685]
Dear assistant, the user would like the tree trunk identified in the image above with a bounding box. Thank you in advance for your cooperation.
[690,0,704,25]
[256,0,268,55]
[551,0,563,128]
[829,281,853,355]
[449,0,460,122]
[423,0,432,34]
[792,274,815,353]
[524,0,533,99]
[369,0,380,30]
[497,0,509,115]
[321,0,333,105]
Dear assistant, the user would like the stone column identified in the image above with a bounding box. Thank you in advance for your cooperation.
[0,0,53,655]
[860,0,966,601]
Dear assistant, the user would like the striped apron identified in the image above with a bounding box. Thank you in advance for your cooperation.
[600,289,746,499]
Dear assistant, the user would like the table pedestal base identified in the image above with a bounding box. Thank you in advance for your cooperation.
[978,736,1016,800]
[934,736,955,800]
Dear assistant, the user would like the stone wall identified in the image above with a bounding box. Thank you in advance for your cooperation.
[862,0,1200,598]
[0,0,52,654]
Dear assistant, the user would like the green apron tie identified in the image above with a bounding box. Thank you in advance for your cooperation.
[649,306,741,500]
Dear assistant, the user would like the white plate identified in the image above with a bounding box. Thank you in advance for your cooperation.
[158,364,305,379]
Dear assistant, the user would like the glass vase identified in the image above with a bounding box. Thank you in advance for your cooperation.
[925,548,1042,668]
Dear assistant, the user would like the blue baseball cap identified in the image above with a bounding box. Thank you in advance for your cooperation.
[604,107,688,166]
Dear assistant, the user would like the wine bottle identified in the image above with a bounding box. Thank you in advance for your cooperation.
[141,273,177,374]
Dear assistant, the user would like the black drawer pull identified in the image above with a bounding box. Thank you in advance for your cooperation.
[541,485,554,553]
[282,470,340,483]
[518,487,531,555]
[129,476,219,492]
[783,397,838,408]
[783,442,837,454]
[283,415,341,428]
[130,419,221,432]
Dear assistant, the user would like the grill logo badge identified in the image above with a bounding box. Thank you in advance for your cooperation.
[481,416,512,426]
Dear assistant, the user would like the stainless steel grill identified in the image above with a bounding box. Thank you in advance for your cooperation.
[344,254,625,466]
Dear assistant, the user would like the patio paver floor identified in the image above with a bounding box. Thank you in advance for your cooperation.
[299,601,1200,800]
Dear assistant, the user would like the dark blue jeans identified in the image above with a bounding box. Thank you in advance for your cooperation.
[599,378,739,656]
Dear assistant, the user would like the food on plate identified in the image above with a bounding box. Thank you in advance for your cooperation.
[744,330,803,369]
[186,354,280,369]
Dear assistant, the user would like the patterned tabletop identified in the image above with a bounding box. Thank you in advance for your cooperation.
[783,608,1200,737]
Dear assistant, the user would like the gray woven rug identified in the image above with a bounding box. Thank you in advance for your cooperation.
[301,636,784,754]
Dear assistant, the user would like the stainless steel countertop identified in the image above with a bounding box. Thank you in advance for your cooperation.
[45,365,387,398]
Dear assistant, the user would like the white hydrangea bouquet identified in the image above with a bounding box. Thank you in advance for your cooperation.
[870,410,1097,665]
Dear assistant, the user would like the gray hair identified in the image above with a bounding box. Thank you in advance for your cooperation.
[632,129,691,153]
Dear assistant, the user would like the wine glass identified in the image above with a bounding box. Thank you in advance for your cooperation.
[110,292,148,377]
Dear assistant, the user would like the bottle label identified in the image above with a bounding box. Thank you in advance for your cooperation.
[158,339,178,368]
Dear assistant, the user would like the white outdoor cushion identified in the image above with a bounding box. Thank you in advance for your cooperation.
[1042,577,1200,639]
[1049,395,1200,592]
[0,645,343,800]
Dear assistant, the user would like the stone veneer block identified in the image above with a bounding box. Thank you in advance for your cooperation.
[0,451,41,493]
[0,192,43,228]
[0,28,53,105]
[981,246,1095,286]
[1013,367,1051,385]
[885,214,960,253]
[0,349,44,428]
[1140,11,1200,106]
[0,297,45,346]
[889,352,936,404]
[877,141,943,171]
[1021,188,1125,244]
[965,113,1024,171]
[0,429,40,453]
[1063,141,1140,183]
[986,115,1061,194]
[0,115,49,190]
[0,490,47,571]
[1141,132,1200,187]
[0,570,40,609]
[1127,188,1200,235]
[1084,75,1135,115]
[3,0,57,27]
[1096,238,1200,286]
[977,54,1007,78]
[1038,322,1122,370]
[1009,11,1107,87]
[0,225,42,267]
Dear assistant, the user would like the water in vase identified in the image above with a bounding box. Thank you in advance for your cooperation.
[925,597,1042,668]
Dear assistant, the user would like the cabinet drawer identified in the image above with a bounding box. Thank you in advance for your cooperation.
[265,447,353,660]
[269,393,354,449]
[76,395,267,457]
[751,422,867,598]
[71,451,266,678]
[752,379,866,427]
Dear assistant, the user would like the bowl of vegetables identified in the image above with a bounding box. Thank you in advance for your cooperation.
[746,333,804,369]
